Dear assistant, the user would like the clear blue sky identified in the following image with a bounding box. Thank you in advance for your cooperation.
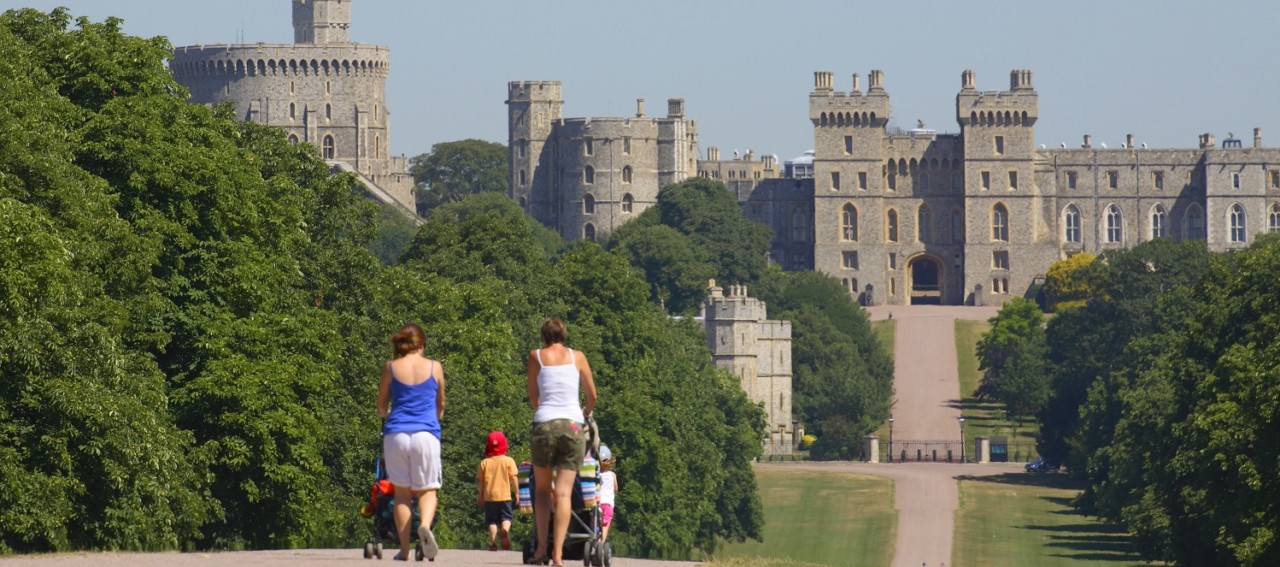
[11,1,1279,160]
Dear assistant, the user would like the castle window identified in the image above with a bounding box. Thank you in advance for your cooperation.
[288,134,299,145]
[584,223,596,241]
[992,204,1009,242]
[289,102,296,120]
[844,136,853,155]
[1230,203,1246,243]
[830,172,840,190]
[1067,171,1077,189]
[1105,205,1123,243]
[622,166,633,184]
[1233,172,1242,189]
[981,171,990,190]
[791,209,807,242]
[887,173,897,191]
[1151,205,1167,239]
[584,166,595,184]
[519,169,527,186]
[1065,205,1081,243]
[1186,205,1205,240]
[1272,171,1280,189]
[290,81,295,95]
[951,172,962,192]
[993,251,1009,270]
[917,206,932,243]
[1008,171,1018,190]
[517,140,526,158]
[888,253,897,270]
[622,193,634,213]
[842,204,858,241]
[952,210,964,243]
[1153,171,1164,190]
[1269,205,1280,233]
[325,103,332,121]
[887,209,899,242]
[890,277,896,295]
[1108,171,1119,189]
[584,137,594,156]
[322,135,335,159]
[842,251,858,270]
[858,171,868,190]
[623,137,631,154]
[995,136,1004,155]
[375,135,380,157]
[325,80,331,95]
[583,194,596,214]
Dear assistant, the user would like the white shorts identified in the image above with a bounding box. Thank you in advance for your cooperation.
[383,431,442,491]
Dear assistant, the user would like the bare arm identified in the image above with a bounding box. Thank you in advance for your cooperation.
[476,462,486,506]
[508,459,520,500]
[578,352,597,418]
[527,351,540,411]
[377,361,392,418]
[434,359,446,421]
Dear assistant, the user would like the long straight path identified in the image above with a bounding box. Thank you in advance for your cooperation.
[862,305,1000,567]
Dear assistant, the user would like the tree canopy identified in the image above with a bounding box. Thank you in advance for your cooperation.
[409,139,509,215]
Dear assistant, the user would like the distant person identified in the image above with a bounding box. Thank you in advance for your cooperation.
[476,431,518,551]
[378,324,446,561]
[597,445,618,543]
[527,318,598,566]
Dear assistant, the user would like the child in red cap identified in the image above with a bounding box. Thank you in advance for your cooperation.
[477,431,518,551]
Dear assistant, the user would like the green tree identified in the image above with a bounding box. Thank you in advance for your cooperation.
[409,139,509,215]
[1043,251,1096,310]
[610,224,715,313]
[975,298,1048,420]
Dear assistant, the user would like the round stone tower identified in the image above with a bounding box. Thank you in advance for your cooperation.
[170,0,415,214]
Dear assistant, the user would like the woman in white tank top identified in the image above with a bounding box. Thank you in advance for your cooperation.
[526,317,597,566]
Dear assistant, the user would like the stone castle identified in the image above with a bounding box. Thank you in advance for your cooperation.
[699,281,795,455]
[514,70,1280,306]
[170,0,416,216]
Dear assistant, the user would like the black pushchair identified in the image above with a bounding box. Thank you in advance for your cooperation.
[521,418,612,567]
[361,458,434,561]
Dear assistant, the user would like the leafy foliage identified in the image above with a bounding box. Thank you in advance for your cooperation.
[409,139,509,215]
[974,298,1048,420]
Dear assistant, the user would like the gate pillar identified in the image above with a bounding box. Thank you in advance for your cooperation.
[863,435,879,463]
[976,436,990,464]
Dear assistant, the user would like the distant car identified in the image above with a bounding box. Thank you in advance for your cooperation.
[1025,458,1057,473]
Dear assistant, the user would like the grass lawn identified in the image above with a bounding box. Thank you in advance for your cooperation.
[955,319,1039,461]
[952,473,1151,567]
[715,466,895,567]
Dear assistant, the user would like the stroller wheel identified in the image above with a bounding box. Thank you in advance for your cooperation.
[602,541,612,567]
[582,540,594,567]
[363,541,373,559]
[415,543,424,561]
[373,542,383,560]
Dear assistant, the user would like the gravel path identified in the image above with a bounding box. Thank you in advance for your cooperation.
[0,549,696,567]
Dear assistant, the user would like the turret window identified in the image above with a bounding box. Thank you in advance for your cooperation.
[322,135,335,160]
[992,204,1009,242]
[584,223,596,241]
[887,209,899,242]
[841,204,858,241]
[1151,206,1167,239]
[995,136,1004,155]
[584,166,595,184]
[622,166,633,184]
[622,194,634,213]
[583,194,596,214]
[1230,204,1246,243]
[1064,205,1081,243]
[1269,205,1280,233]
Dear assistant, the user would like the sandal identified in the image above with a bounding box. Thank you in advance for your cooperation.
[527,552,550,565]
[392,552,409,561]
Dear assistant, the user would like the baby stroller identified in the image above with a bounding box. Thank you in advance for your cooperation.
[361,458,434,561]
[520,418,612,567]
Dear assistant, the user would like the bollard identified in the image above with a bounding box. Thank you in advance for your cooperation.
[932,449,937,462]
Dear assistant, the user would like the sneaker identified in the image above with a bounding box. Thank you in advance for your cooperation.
[418,525,438,560]
[500,529,511,550]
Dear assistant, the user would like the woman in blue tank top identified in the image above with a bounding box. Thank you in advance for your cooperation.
[378,323,446,561]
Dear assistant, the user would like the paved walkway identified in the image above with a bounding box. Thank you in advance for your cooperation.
[862,305,1001,567]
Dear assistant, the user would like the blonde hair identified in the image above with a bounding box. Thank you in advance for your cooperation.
[600,457,615,471]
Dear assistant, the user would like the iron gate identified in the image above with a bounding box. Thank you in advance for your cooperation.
[886,440,964,463]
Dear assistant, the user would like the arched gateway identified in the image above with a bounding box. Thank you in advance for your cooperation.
[908,255,943,305]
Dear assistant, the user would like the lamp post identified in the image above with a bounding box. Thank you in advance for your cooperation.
[888,416,894,463]
[958,417,966,463]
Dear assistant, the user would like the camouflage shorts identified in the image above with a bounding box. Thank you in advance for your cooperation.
[530,419,586,470]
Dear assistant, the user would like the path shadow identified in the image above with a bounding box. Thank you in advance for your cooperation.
[954,472,1082,490]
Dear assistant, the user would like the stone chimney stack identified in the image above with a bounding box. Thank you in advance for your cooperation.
[814,71,834,91]
[708,146,720,161]
[636,98,645,118]
[1126,133,1135,149]
[667,98,685,119]
[869,69,884,91]
[851,73,861,93]
[1255,127,1263,148]
[1082,134,1092,149]
[961,69,976,90]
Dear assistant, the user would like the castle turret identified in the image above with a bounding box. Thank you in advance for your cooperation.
[293,0,351,44]
[506,81,563,224]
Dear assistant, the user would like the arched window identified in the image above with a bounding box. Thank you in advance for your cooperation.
[1151,205,1167,239]
[1064,205,1081,243]
[992,204,1009,242]
[288,134,299,145]
[584,166,595,184]
[583,194,596,214]
[1105,205,1123,243]
[1230,203,1246,243]
[325,103,332,120]
[841,204,858,241]
[1185,204,1205,240]
[289,102,296,119]
[322,135,335,159]
[917,206,932,243]
[887,209,899,242]
[584,223,596,241]
[1269,204,1280,234]
[622,166,632,184]
[622,193,634,213]
[519,169,527,186]
[887,173,897,191]
[791,209,808,242]
[951,210,964,243]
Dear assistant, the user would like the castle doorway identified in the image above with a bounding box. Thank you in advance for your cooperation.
[908,256,942,305]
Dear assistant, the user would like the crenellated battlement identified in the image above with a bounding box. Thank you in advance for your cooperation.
[810,70,890,128]
[956,68,1038,127]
